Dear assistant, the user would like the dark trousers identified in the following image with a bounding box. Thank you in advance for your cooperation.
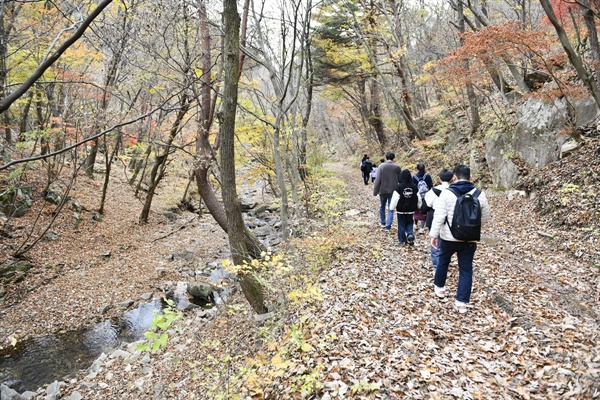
[434,239,477,303]
[362,171,370,184]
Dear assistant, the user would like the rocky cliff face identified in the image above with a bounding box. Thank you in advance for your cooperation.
[486,97,599,189]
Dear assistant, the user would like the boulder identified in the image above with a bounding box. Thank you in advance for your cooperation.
[44,380,62,400]
[560,138,581,158]
[43,187,64,205]
[0,384,21,400]
[170,251,195,261]
[187,282,215,302]
[44,231,59,241]
[175,297,200,311]
[241,202,257,211]
[64,392,83,400]
[0,186,33,218]
[253,225,273,237]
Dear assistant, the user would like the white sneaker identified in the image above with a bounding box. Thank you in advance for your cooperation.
[454,301,468,314]
[434,285,446,298]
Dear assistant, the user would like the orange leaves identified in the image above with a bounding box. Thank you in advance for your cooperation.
[430,21,555,88]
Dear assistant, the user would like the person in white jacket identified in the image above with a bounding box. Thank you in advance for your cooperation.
[429,165,491,314]
[423,169,453,273]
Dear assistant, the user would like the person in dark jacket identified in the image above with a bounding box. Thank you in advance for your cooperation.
[413,162,434,232]
[373,152,402,231]
[360,156,373,185]
[389,169,422,245]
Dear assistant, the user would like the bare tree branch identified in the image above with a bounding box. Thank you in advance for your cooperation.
[0,104,175,171]
[0,0,114,114]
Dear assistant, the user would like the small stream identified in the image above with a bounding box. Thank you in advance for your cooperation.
[0,300,162,393]
[0,272,233,394]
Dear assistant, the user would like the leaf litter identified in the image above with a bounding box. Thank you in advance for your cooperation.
[0,154,599,399]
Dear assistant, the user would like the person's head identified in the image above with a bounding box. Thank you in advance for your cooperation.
[453,164,471,181]
[385,152,395,161]
[373,163,377,168]
[400,169,412,183]
[439,168,453,183]
[416,162,426,173]
[380,158,385,164]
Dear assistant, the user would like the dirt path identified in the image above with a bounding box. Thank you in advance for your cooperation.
[3,163,599,399]
[307,163,600,398]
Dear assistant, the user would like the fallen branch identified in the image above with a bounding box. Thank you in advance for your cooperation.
[151,215,198,242]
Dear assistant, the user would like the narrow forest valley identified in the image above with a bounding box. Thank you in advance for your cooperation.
[1,137,599,399]
[2,0,600,397]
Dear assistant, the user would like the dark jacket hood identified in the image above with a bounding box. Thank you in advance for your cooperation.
[449,180,475,195]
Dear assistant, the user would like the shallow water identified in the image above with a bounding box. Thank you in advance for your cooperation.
[0,300,162,393]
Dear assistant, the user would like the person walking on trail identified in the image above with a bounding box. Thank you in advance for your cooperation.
[370,163,378,183]
[422,168,453,274]
[429,164,491,314]
[389,169,421,246]
[360,155,374,185]
[373,152,402,232]
[413,163,433,232]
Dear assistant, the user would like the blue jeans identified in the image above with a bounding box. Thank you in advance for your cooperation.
[430,236,441,270]
[434,239,477,303]
[397,213,414,243]
[379,194,393,228]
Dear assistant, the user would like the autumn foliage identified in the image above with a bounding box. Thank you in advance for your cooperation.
[430,22,555,90]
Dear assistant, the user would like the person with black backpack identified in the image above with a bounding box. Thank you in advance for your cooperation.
[421,168,453,274]
[389,169,422,246]
[429,165,491,314]
[360,155,374,185]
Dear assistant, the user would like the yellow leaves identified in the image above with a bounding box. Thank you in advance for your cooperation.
[271,353,296,370]
[287,283,323,304]
[300,342,313,352]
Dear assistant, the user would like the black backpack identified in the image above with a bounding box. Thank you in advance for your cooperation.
[446,188,482,241]
[361,160,373,172]
[420,187,441,214]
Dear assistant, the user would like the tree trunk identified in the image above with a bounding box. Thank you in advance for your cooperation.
[368,79,387,145]
[457,0,481,134]
[581,0,600,86]
[85,138,99,178]
[299,0,313,181]
[539,0,600,108]
[390,0,414,120]
[221,0,267,314]
[139,94,189,223]
[273,121,290,240]
[99,133,121,215]
[193,0,264,261]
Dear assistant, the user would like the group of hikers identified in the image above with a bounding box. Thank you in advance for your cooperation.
[360,152,491,314]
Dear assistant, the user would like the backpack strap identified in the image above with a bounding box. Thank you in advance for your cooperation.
[444,187,463,230]
[446,186,459,197]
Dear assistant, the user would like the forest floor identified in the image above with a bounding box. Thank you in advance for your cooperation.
[1,156,600,399]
